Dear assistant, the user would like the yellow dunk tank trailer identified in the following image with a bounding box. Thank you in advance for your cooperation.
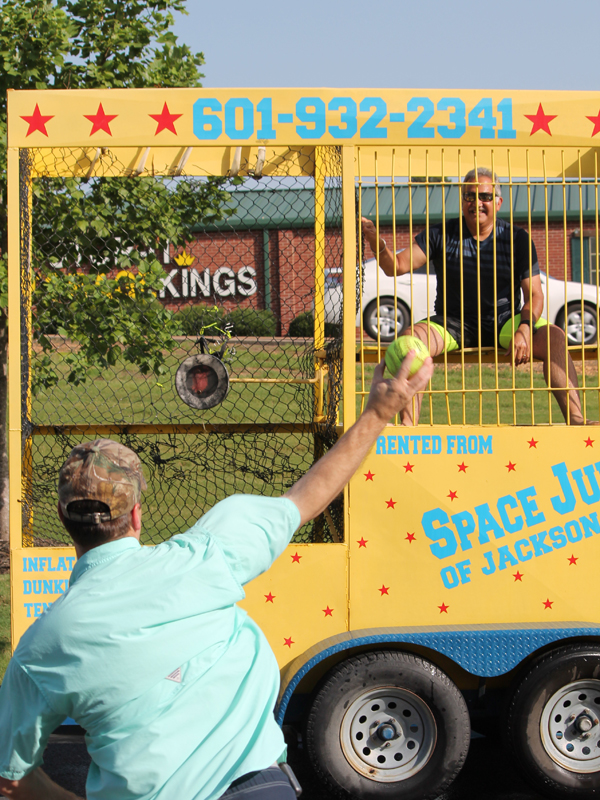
[8,88,600,799]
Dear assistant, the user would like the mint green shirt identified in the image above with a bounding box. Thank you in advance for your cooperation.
[0,495,300,800]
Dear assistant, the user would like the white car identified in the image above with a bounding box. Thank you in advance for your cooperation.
[324,258,600,346]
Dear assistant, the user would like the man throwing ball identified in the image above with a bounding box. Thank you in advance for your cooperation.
[0,354,432,800]
[362,167,587,426]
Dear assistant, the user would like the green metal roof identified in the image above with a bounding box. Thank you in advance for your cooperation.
[199,183,599,232]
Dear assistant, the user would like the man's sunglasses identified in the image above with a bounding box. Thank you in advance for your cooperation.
[462,191,496,203]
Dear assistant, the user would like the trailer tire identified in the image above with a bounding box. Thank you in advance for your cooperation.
[506,643,600,798]
[304,650,470,800]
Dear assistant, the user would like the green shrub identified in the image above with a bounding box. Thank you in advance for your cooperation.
[174,305,277,337]
[175,305,227,337]
[225,308,277,337]
[288,312,340,338]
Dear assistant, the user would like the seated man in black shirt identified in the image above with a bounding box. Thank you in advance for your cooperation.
[362,167,586,426]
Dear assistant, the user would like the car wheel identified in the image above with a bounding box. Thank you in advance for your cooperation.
[305,650,470,800]
[555,302,598,346]
[363,298,411,342]
[506,644,600,798]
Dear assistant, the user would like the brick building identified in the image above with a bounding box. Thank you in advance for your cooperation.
[160,183,599,335]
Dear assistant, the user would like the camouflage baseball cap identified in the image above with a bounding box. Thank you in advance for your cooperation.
[58,440,147,523]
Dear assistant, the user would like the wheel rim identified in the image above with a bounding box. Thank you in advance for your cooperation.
[340,686,437,782]
[367,303,404,340]
[565,307,596,345]
[540,679,600,773]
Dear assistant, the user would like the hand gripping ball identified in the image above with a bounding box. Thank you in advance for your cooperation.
[385,335,430,377]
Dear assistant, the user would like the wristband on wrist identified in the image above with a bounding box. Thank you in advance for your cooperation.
[519,318,534,329]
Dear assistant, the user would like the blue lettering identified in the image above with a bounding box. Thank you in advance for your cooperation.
[529,530,553,557]
[475,503,505,543]
[456,436,467,454]
[514,539,533,561]
[447,436,456,454]
[398,436,410,454]
[478,435,493,454]
[24,603,34,618]
[440,565,460,589]
[34,603,42,617]
[27,557,38,572]
[410,435,421,454]
[224,98,254,140]
[47,558,56,572]
[437,97,466,139]
[549,525,567,549]
[328,97,357,139]
[43,580,53,594]
[387,436,397,454]
[456,559,472,584]
[580,512,600,538]
[572,464,600,505]
[422,509,457,559]
[497,495,523,533]
[67,557,75,570]
[550,462,576,515]
[468,435,478,454]
[296,97,326,139]
[57,557,67,572]
[516,487,546,528]
[407,97,434,138]
[422,436,431,454]
[450,510,476,552]
[376,436,386,454]
[565,520,583,543]
[481,551,496,575]
[432,436,442,454]
[23,580,31,594]
[497,545,519,570]
[359,97,387,139]
[193,99,223,140]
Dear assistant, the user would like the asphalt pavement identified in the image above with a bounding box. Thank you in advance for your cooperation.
[40,731,546,800]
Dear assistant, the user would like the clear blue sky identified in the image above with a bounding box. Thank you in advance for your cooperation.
[172,0,599,91]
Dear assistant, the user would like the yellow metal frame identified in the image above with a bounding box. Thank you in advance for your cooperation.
[8,87,600,666]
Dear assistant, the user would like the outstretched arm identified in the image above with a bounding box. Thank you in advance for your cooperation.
[0,768,84,800]
[508,274,545,365]
[361,217,427,277]
[284,353,433,526]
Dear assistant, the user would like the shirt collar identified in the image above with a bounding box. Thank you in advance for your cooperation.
[70,536,141,586]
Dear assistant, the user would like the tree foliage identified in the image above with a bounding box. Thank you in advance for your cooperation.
[0,1,234,386]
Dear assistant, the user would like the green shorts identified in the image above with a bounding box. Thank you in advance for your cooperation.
[421,314,548,352]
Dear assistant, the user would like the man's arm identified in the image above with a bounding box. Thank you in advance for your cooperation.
[508,274,545,366]
[284,353,433,526]
[0,768,83,800]
[361,218,427,277]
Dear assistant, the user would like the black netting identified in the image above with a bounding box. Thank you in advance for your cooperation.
[19,146,345,546]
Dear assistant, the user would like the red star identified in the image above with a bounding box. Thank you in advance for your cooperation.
[323,606,333,616]
[265,592,275,602]
[386,498,397,509]
[587,110,600,137]
[379,584,390,595]
[364,470,375,481]
[543,598,553,609]
[527,438,538,448]
[84,103,118,136]
[585,437,594,447]
[149,102,182,135]
[457,462,468,473]
[513,571,523,582]
[447,490,458,501]
[568,554,578,565]
[403,462,414,473]
[406,532,416,543]
[357,537,368,548]
[21,104,54,137]
[283,637,294,647]
[506,461,517,472]
[438,602,449,613]
[525,104,557,135]
[291,552,302,563]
